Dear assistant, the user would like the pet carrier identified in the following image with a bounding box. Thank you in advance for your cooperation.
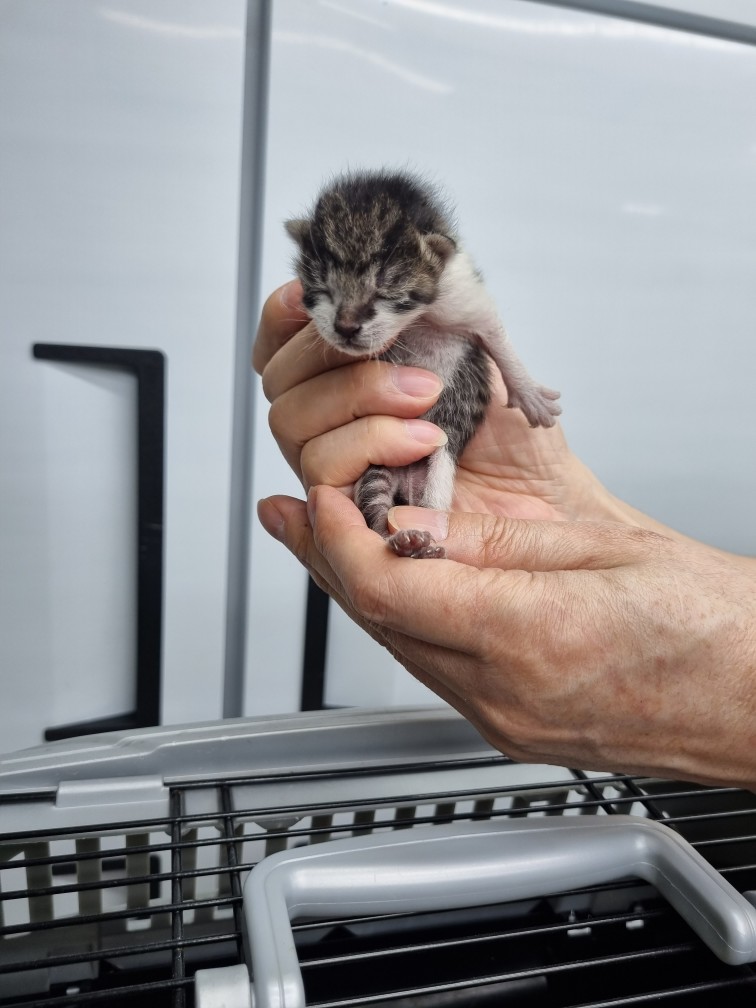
[1,706,756,1007]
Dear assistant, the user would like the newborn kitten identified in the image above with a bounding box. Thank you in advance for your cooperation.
[285,170,560,559]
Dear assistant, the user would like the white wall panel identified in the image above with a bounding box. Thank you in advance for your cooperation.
[0,0,248,751]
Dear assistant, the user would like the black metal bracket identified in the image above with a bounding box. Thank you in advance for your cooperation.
[300,578,330,710]
[33,343,165,740]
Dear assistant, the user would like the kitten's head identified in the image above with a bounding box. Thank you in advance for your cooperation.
[285,171,456,356]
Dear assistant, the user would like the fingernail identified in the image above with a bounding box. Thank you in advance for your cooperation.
[279,280,304,311]
[257,498,285,542]
[404,419,448,446]
[388,506,449,542]
[391,367,443,398]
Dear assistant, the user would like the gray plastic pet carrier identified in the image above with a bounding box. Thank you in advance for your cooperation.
[1,706,756,1007]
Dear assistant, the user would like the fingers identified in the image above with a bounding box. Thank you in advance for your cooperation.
[257,488,634,752]
[252,281,310,375]
[256,492,489,714]
[260,318,357,401]
[300,417,448,492]
[257,489,438,647]
[269,358,443,428]
[269,359,444,481]
[262,486,649,660]
[297,486,509,654]
[255,282,447,489]
[388,507,671,571]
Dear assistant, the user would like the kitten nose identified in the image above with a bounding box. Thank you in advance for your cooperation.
[334,317,362,342]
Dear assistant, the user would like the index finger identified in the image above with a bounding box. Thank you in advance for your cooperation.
[252,280,309,374]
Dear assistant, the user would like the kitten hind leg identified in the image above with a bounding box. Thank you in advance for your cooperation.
[354,464,401,538]
[387,447,455,559]
[421,445,456,510]
[356,459,449,559]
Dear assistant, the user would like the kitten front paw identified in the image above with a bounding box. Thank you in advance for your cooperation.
[388,529,446,560]
[508,385,562,429]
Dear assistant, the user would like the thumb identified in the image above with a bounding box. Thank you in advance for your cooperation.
[387,506,670,572]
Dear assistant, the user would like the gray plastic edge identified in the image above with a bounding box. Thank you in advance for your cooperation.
[242,815,756,1008]
[537,0,756,46]
[0,707,492,794]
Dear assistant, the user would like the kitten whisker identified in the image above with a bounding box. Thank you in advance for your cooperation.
[291,328,326,366]
[387,333,425,367]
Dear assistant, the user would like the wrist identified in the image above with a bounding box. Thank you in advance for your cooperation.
[564,456,756,569]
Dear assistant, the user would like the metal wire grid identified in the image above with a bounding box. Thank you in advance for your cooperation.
[1,760,756,1008]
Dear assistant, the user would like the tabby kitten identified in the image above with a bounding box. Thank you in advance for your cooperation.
[285,170,560,558]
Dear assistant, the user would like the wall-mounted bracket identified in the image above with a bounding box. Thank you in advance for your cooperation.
[33,343,165,740]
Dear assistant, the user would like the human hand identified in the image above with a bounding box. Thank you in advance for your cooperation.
[258,485,756,790]
[254,281,614,525]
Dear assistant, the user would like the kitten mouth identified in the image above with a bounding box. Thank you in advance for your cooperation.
[326,331,395,358]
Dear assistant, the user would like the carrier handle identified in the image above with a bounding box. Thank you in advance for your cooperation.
[243,814,756,1008]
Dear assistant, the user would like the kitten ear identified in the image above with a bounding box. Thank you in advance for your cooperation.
[422,233,456,262]
[285,218,310,247]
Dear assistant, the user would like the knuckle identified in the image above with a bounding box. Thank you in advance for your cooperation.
[267,394,285,434]
[349,359,404,418]
[361,413,382,439]
[362,414,399,449]
[300,435,356,492]
[260,364,278,404]
[623,525,673,554]
[268,393,294,441]
[345,361,375,412]
[481,517,528,567]
[298,439,320,489]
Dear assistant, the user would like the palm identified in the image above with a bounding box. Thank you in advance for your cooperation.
[450,382,575,522]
